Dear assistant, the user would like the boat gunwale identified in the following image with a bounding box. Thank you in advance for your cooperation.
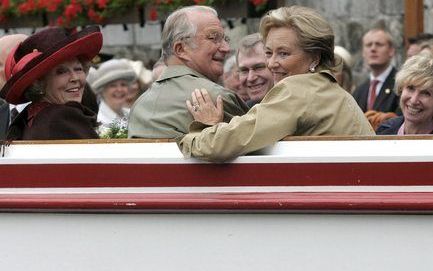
[3,135,433,145]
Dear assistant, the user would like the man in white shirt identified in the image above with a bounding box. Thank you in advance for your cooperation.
[352,28,400,130]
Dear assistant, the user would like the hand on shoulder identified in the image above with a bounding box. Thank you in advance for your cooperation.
[186,88,224,126]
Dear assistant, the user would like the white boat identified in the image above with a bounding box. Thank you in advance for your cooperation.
[1,137,433,270]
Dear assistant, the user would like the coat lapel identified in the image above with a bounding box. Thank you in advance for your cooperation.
[374,67,396,110]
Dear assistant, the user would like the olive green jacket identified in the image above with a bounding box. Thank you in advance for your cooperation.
[128,65,248,139]
[178,70,374,162]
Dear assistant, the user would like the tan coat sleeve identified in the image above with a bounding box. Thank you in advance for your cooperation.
[178,82,311,162]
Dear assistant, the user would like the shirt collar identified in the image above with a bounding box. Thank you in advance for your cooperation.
[370,65,393,83]
[157,65,208,82]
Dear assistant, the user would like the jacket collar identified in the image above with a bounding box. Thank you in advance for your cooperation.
[317,67,338,82]
[157,65,208,82]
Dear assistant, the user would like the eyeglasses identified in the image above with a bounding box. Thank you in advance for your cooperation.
[205,32,230,45]
[238,63,267,76]
[182,32,230,46]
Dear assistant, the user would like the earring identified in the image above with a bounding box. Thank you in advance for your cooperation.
[309,65,316,73]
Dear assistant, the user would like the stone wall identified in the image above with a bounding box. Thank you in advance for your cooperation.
[283,0,405,85]
[426,0,433,33]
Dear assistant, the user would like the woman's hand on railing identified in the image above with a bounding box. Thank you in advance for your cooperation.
[186,88,224,126]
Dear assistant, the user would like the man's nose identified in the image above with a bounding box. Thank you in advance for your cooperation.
[219,39,230,53]
[247,69,257,81]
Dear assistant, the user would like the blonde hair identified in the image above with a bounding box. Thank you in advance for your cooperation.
[259,5,335,70]
[395,52,433,95]
[364,28,395,48]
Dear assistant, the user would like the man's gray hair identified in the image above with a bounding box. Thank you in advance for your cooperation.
[236,33,264,64]
[161,5,218,61]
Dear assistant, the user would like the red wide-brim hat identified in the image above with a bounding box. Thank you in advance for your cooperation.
[0,25,102,105]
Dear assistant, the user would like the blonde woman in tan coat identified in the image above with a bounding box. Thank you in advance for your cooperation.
[178,6,374,162]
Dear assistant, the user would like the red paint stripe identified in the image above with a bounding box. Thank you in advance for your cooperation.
[1,162,433,187]
[1,192,433,212]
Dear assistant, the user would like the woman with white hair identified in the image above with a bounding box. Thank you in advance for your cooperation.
[90,59,136,135]
[126,60,152,108]
[334,45,354,93]
[377,52,433,135]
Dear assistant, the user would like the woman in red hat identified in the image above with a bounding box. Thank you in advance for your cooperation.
[0,26,103,140]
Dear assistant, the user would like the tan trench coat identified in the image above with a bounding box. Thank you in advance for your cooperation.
[178,70,374,162]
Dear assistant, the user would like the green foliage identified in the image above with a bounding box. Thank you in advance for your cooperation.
[99,117,129,139]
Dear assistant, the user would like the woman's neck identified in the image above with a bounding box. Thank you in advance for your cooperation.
[404,120,433,134]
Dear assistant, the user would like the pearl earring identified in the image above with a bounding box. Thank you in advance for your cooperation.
[309,66,316,73]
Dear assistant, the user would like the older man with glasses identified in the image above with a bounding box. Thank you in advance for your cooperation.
[128,5,248,139]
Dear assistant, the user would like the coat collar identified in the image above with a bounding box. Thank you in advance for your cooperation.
[317,68,338,82]
[27,102,51,127]
[157,65,208,82]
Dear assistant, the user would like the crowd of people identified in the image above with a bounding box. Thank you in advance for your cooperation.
[0,5,432,161]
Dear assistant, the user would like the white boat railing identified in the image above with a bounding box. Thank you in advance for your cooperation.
[1,136,433,213]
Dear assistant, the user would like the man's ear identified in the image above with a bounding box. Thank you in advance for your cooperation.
[173,41,191,61]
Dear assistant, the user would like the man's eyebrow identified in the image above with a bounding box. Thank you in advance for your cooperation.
[203,26,221,32]
[238,63,267,70]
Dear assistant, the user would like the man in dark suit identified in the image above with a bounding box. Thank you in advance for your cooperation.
[0,99,9,140]
[353,27,400,130]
